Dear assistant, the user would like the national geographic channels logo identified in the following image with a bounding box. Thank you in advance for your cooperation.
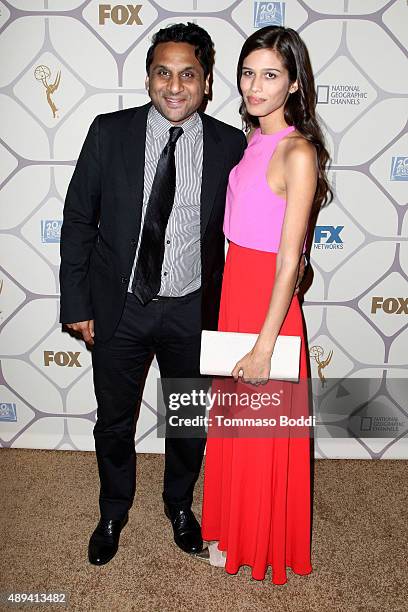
[360,415,404,434]
[99,4,142,25]
[317,84,368,105]
[253,2,285,28]
[371,297,408,315]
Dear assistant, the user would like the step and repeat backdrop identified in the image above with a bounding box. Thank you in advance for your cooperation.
[0,0,407,458]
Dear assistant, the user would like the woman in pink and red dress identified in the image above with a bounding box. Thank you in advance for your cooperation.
[196,26,332,584]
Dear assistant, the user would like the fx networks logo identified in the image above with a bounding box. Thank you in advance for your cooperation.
[99,4,142,25]
[0,402,17,422]
[371,297,408,315]
[390,156,408,181]
[44,351,82,367]
[253,2,285,28]
[34,65,61,118]
[317,84,368,106]
[41,220,62,243]
[313,226,344,250]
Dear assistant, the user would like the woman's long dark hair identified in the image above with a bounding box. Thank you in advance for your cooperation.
[237,26,332,208]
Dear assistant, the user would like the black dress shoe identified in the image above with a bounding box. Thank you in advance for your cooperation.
[164,503,203,554]
[88,514,128,566]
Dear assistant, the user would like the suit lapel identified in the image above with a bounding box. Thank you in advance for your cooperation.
[200,113,224,239]
[122,102,151,232]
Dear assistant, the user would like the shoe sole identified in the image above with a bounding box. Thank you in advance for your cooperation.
[192,552,211,565]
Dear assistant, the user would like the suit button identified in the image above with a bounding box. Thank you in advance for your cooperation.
[121,276,128,284]
[131,239,137,246]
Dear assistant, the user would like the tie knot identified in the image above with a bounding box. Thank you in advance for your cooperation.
[169,126,183,145]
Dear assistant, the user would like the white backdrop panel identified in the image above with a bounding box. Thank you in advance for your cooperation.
[0,0,407,458]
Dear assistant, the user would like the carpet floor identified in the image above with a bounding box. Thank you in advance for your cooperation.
[0,450,406,612]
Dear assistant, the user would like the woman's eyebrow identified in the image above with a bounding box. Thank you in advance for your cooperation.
[242,65,282,72]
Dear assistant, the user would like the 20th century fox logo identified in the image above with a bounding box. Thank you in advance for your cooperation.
[99,4,142,24]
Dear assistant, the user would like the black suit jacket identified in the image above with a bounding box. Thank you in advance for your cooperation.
[59,102,247,342]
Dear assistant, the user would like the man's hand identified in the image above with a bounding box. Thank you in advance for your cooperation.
[294,254,308,295]
[66,320,95,346]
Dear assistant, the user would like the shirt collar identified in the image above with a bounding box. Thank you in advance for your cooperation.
[148,105,202,142]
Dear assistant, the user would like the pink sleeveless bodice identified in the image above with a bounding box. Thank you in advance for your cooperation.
[224,125,299,253]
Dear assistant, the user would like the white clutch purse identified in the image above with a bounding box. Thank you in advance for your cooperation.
[200,330,301,382]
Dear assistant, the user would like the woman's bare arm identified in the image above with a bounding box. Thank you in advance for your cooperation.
[232,137,317,383]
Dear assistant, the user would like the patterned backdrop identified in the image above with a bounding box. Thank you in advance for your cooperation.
[0,0,407,458]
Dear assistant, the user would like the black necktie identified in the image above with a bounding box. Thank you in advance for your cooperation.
[132,126,183,304]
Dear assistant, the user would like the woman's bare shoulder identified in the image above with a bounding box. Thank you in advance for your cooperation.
[282,131,316,165]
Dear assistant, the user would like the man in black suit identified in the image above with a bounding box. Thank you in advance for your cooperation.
[59,23,247,565]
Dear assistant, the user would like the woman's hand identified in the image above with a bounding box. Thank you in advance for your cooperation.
[231,345,273,385]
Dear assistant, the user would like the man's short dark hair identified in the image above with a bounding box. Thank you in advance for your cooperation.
[146,22,215,79]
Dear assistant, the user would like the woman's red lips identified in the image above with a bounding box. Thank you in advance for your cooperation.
[247,96,265,105]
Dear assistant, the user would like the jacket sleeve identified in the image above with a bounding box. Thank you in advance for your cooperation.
[59,116,101,324]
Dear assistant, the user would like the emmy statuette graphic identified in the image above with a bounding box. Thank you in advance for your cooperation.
[309,345,333,387]
[34,65,61,118]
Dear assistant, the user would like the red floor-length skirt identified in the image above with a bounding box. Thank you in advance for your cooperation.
[201,242,313,584]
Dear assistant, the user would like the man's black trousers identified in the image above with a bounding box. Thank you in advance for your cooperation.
[91,289,207,520]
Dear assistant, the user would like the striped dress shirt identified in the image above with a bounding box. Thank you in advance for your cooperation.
[128,105,203,297]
